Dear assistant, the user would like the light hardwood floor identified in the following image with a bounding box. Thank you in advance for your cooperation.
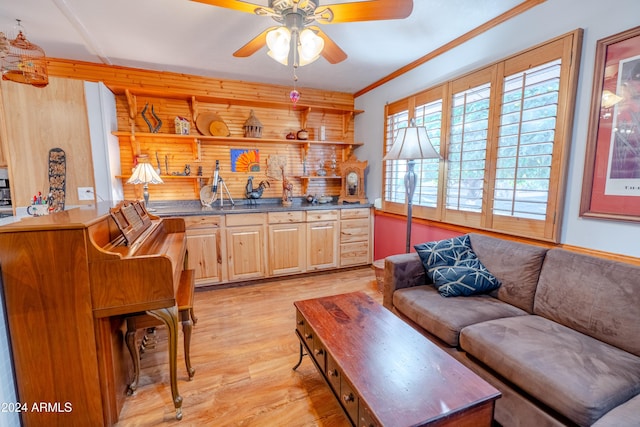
[115,267,381,426]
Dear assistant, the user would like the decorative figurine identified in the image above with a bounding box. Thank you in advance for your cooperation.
[245,176,270,206]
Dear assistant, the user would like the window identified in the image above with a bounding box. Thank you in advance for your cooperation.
[382,30,582,242]
[494,60,561,221]
[414,99,443,209]
[383,107,409,209]
[446,82,491,213]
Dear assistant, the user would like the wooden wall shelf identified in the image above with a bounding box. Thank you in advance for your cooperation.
[111,82,362,201]
[108,85,364,116]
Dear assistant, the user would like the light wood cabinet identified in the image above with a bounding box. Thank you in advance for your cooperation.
[184,215,226,286]
[181,207,370,286]
[306,210,339,271]
[226,213,267,281]
[268,211,306,276]
[340,208,373,267]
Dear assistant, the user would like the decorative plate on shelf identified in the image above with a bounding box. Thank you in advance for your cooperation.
[196,112,230,136]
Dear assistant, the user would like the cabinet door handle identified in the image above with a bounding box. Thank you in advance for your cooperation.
[314,348,323,356]
[304,333,313,340]
[342,393,355,403]
[328,369,339,377]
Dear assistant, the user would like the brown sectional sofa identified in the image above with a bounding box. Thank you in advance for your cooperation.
[383,233,640,427]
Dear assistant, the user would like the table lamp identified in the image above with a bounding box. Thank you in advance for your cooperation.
[127,155,163,211]
[383,119,441,253]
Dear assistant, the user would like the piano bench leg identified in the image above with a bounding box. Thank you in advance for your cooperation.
[125,318,141,396]
[179,308,195,380]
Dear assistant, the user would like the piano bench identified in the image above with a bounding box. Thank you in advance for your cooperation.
[125,268,197,399]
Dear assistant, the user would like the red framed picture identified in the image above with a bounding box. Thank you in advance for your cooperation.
[581,26,640,222]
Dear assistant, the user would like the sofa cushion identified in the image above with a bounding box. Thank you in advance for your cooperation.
[592,393,640,427]
[534,248,640,357]
[432,264,501,297]
[460,315,640,426]
[469,233,548,313]
[393,285,528,347]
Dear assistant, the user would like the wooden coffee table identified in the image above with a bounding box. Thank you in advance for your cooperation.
[293,291,500,427]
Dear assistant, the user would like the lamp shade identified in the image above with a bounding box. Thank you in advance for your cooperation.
[127,162,163,185]
[383,124,440,161]
[266,27,291,65]
[298,28,323,66]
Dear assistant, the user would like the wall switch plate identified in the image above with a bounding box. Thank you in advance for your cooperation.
[78,187,95,201]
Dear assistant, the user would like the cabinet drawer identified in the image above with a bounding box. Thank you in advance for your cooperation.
[340,208,370,220]
[340,376,359,424]
[268,211,304,224]
[340,218,370,243]
[340,242,370,266]
[312,337,327,373]
[183,215,222,229]
[306,210,338,222]
[225,213,266,226]
[326,353,341,395]
[359,402,380,427]
[295,309,306,338]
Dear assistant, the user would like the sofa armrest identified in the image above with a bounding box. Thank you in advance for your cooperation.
[382,253,427,310]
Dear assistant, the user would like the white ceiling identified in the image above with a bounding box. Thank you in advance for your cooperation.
[0,0,524,93]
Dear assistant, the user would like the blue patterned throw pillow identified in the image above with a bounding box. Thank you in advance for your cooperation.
[431,263,501,297]
[414,234,501,297]
[414,234,476,281]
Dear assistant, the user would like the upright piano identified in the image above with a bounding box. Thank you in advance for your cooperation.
[0,201,190,426]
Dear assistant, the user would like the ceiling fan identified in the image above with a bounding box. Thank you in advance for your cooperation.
[191,0,414,66]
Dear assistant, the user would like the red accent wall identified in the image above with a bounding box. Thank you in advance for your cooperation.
[373,212,462,260]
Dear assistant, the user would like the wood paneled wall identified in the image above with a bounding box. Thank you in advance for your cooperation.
[0,77,95,207]
[44,58,357,202]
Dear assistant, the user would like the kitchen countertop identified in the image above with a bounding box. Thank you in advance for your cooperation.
[148,198,372,217]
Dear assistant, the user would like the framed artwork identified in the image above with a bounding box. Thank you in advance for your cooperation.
[581,26,640,222]
[230,149,260,172]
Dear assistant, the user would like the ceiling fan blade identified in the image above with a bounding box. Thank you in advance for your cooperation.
[319,0,413,23]
[310,27,347,64]
[190,0,262,14]
[233,27,277,57]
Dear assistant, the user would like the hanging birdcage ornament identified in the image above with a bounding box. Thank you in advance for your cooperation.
[1,20,49,88]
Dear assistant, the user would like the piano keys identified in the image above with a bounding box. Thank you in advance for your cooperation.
[0,201,192,426]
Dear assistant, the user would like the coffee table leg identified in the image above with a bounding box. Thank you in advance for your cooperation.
[292,342,306,370]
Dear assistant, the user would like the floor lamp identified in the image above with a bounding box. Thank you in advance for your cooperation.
[127,155,164,211]
[383,120,441,253]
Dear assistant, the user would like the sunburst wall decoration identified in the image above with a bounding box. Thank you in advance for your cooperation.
[231,149,260,172]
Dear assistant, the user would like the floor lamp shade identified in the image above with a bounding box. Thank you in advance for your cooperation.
[383,121,440,253]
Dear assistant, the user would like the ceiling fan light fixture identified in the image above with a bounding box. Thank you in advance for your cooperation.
[266,26,291,65]
[297,28,323,66]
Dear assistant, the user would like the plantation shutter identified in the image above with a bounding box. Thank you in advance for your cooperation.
[382,103,409,214]
[493,59,561,221]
